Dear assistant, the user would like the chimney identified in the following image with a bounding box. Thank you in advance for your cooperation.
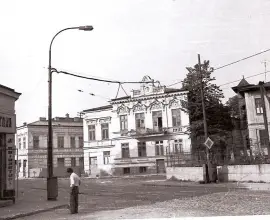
[39,117,46,121]
[66,113,70,118]
[23,122,27,126]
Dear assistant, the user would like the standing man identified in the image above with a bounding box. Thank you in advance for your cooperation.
[67,168,81,214]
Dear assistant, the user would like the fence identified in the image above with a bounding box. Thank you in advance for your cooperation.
[166,150,270,168]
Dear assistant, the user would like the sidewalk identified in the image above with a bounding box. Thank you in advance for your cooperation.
[0,180,69,220]
[142,179,270,191]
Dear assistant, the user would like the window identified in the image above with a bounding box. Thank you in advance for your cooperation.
[88,125,96,141]
[33,136,39,149]
[18,138,21,149]
[123,167,130,174]
[23,137,26,149]
[57,136,64,148]
[152,111,163,132]
[172,109,181,127]
[89,157,97,166]
[139,167,147,173]
[259,130,268,146]
[174,139,183,153]
[101,123,109,140]
[70,137,76,148]
[255,98,263,114]
[155,141,164,156]
[121,143,130,158]
[79,136,84,148]
[71,157,76,167]
[120,115,128,131]
[57,158,65,167]
[135,113,145,130]
[103,151,110,164]
[79,157,84,168]
[138,142,147,157]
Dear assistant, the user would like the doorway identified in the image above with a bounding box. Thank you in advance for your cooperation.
[156,159,166,173]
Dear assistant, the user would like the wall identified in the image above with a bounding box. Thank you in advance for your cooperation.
[166,167,203,182]
[166,164,270,183]
[28,167,82,178]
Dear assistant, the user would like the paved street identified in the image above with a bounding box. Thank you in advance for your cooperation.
[9,176,270,219]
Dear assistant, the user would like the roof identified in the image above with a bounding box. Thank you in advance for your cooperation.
[0,84,21,96]
[110,87,187,102]
[83,105,113,113]
[232,81,270,95]
[237,78,250,87]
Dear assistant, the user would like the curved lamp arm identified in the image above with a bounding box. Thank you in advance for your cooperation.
[49,25,93,69]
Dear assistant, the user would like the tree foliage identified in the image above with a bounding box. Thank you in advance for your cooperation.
[182,60,233,152]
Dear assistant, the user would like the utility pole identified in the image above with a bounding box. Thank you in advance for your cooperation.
[261,60,269,82]
[259,81,270,159]
[198,54,211,182]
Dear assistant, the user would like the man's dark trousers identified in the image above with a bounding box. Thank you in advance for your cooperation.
[70,186,79,214]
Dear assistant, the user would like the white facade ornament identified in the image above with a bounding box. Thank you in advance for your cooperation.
[86,119,98,125]
[117,104,130,115]
[149,99,164,111]
[99,117,111,124]
[132,102,147,113]
[169,97,181,108]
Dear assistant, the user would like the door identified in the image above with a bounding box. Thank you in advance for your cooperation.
[89,157,99,177]
[156,159,166,173]
[23,160,27,177]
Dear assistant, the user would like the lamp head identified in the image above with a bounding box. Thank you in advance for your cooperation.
[79,25,94,31]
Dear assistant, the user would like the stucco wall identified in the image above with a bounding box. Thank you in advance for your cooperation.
[166,164,270,183]
[166,167,203,182]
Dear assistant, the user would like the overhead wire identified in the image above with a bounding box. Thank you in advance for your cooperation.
[53,68,156,84]
[167,48,270,88]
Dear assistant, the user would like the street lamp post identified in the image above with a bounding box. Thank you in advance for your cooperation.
[47,25,93,200]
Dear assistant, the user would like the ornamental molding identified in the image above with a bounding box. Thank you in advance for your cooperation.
[99,117,111,124]
[116,104,130,115]
[168,96,182,108]
[149,99,165,111]
[111,92,187,105]
[132,102,148,113]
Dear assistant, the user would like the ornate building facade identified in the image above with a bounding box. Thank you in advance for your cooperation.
[83,76,191,177]
[16,114,84,178]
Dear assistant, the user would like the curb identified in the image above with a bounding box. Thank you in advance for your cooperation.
[0,204,69,220]
[0,200,13,208]
[142,183,250,190]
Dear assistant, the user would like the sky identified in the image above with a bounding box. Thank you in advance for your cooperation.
[1,0,270,126]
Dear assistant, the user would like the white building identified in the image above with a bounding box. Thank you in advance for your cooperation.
[232,79,270,156]
[83,76,191,177]
[16,114,84,178]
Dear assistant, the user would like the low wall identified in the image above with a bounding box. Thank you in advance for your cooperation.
[166,164,270,183]
[217,164,270,183]
[166,167,203,182]
[29,167,83,178]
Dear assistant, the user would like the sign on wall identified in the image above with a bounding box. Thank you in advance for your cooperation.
[6,134,15,190]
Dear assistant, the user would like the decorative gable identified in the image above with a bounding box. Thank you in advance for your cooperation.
[132,102,147,113]
[116,104,130,115]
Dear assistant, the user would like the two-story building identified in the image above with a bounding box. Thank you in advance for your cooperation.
[83,76,191,177]
[16,114,84,178]
[0,84,21,201]
[232,79,270,156]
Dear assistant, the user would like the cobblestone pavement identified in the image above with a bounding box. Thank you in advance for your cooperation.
[13,177,254,220]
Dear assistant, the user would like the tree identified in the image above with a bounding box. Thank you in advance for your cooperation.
[182,60,233,158]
